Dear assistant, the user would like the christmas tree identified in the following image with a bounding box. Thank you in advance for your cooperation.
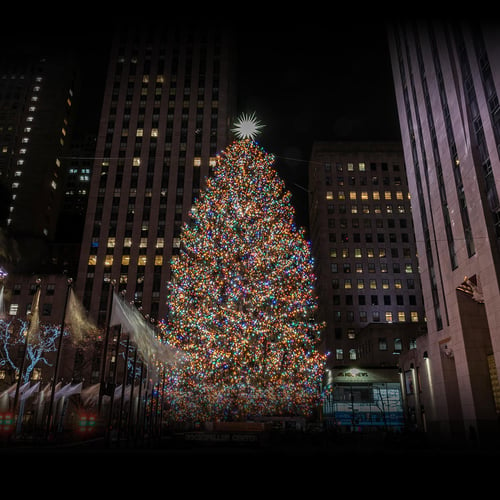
[158,137,326,423]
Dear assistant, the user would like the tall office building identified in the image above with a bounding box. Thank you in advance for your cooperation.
[75,22,236,327]
[0,45,80,272]
[308,141,426,430]
[309,141,426,363]
[388,20,500,440]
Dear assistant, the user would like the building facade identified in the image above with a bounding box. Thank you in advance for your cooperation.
[308,141,427,431]
[388,19,500,441]
[75,22,237,327]
[0,46,80,273]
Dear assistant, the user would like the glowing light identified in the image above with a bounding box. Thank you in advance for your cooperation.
[231,112,265,140]
[158,139,327,423]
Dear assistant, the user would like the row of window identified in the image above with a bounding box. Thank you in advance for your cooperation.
[331,263,414,274]
[333,294,418,306]
[323,161,401,173]
[331,247,412,258]
[334,336,412,360]
[332,310,420,323]
[88,255,165,266]
[332,278,416,289]
[325,175,404,186]
[326,190,407,201]
[329,233,411,243]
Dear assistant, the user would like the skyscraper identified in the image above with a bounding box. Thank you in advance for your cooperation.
[308,141,426,430]
[75,22,237,326]
[388,19,500,440]
[309,141,425,365]
[0,45,80,273]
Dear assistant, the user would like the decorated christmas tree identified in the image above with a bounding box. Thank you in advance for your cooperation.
[159,131,326,423]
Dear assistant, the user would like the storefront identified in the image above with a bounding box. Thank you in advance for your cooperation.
[322,367,404,432]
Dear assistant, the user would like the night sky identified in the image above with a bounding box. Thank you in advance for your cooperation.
[234,21,401,231]
[3,14,401,234]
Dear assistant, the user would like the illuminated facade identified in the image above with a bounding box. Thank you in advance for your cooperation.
[75,23,236,326]
[0,46,79,272]
[388,20,500,441]
[308,141,426,367]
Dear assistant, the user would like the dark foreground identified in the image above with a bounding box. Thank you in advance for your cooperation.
[2,429,499,465]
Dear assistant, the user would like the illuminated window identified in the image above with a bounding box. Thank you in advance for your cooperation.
[349,191,356,200]
[136,129,144,137]
[367,248,374,258]
[382,279,390,289]
[326,191,333,200]
[405,264,413,273]
[341,248,349,258]
[121,255,130,265]
[140,238,148,248]
[151,128,158,137]
[124,238,132,247]
[410,311,419,322]
[358,162,365,171]
[373,191,380,200]
[156,238,164,248]
[398,311,406,322]
[396,191,404,200]
[361,191,368,200]
[344,279,352,289]
[335,349,343,360]
[88,255,97,265]
[354,248,362,258]
[338,191,345,200]
[107,238,115,248]
[347,162,354,171]
[194,157,201,167]
[154,255,163,266]
[9,303,19,315]
[104,255,113,266]
[133,157,141,166]
[394,279,402,289]
[384,191,392,200]
[138,255,147,265]
[385,312,393,323]
[370,279,377,289]
[357,279,364,289]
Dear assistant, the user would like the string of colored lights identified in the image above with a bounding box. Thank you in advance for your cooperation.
[158,139,327,422]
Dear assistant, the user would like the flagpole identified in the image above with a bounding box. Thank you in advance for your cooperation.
[105,323,121,444]
[12,278,41,437]
[117,334,130,443]
[98,278,116,415]
[45,277,72,439]
[126,345,138,445]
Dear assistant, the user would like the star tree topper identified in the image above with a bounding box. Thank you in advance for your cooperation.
[231,112,265,140]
